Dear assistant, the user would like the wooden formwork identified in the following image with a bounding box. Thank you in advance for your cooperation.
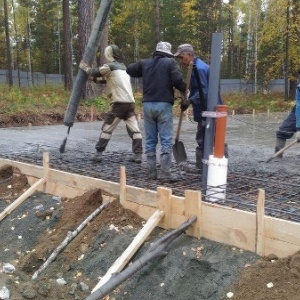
[0,153,300,258]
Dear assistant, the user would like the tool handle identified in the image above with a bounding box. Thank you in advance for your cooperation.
[182,61,193,104]
[176,62,194,141]
[175,110,184,141]
[265,138,299,163]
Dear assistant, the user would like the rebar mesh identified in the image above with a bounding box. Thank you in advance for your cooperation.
[1,145,300,223]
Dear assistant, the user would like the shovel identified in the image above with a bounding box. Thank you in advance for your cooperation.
[265,138,299,163]
[172,62,193,164]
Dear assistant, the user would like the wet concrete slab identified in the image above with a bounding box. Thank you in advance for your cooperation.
[1,112,300,222]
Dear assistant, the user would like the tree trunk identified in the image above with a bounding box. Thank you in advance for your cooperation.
[62,0,73,91]
[155,0,160,43]
[4,0,13,86]
[78,0,94,99]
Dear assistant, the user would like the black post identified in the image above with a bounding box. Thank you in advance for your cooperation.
[201,33,223,191]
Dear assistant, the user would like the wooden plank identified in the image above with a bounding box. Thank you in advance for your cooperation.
[121,198,157,221]
[256,188,265,256]
[91,210,164,293]
[125,186,157,207]
[0,178,45,222]
[119,166,126,205]
[264,217,300,257]
[201,203,256,252]
[185,190,202,239]
[157,187,172,229]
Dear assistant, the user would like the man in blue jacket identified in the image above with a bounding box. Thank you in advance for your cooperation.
[275,71,300,156]
[174,43,224,170]
[127,42,186,183]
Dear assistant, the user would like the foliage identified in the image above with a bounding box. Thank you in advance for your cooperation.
[223,92,294,112]
[2,0,300,99]
[0,85,293,116]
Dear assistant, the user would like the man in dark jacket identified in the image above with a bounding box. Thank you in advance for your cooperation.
[127,42,186,183]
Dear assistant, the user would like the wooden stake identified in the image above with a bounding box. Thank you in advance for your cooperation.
[256,188,265,256]
[157,187,172,229]
[184,190,202,238]
[91,105,94,122]
[43,152,49,192]
[91,209,164,293]
[119,166,126,205]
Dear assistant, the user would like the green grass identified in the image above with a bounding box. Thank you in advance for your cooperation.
[222,92,294,113]
[0,84,294,115]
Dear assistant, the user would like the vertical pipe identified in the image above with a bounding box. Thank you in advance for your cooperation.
[202,33,223,190]
[214,105,228,158]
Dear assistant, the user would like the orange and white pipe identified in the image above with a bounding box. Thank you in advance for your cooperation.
[206,105,228,202]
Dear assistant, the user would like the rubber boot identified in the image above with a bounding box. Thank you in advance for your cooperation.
[160,153,179,184]
[275,137,286,158]
[146,153,157,180]
[131,153,142,163]
[93,151,103,162]
[196,147,203,170]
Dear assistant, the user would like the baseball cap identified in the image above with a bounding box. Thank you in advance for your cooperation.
[174,44,194,57]
[156,41,173,56]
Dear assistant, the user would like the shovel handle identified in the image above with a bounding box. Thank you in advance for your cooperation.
[175,110,184,141]
[182,61,193,105]
[176,62,193,141]
[265,138,299,163]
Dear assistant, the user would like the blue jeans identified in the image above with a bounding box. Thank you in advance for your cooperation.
[143,102,173,154]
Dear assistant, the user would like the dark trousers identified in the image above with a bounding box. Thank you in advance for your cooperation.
[276,105,296,140]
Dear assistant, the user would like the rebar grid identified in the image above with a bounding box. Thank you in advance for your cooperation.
[1,147,300,223]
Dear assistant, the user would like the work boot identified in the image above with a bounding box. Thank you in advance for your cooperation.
[146,153,157,180]
[159,153,179,184]
[275,137,286,158]
[92,151,103,162]
[131,153,142,164]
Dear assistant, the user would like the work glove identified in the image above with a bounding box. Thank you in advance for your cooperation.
[79,61,92,76]
[181,99,190,112]
[295,130,300,141]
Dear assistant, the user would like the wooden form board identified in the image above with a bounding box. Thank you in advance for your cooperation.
[1,156,300,258]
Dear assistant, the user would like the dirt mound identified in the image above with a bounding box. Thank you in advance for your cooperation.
[0,109,104,128]
[227,253,300,299]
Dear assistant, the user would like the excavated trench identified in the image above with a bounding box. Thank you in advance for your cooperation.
[1,143,300,223]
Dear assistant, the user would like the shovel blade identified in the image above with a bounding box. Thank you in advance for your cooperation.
[172,140,187,164]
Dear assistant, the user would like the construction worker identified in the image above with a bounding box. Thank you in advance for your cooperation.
[79,44,143,163]
[275,70,300,156]
[174,43,226,170]
[126,41,186,183]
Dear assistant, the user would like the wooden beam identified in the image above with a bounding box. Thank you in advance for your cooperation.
[157,187,172,229]
[256,188,265,256]
[0,178,45,222]
[184,190,202,239]
[119,166,126,205]
[91,210,164,293]
[43,152,49,192]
